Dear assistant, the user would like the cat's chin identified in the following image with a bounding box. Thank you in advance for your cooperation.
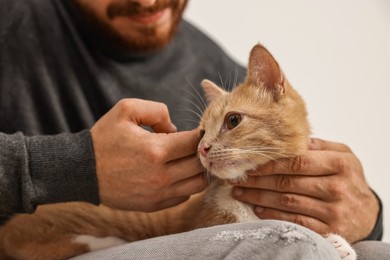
[201,159,254,181]
[212,171,246,181]
[208,166,248,181]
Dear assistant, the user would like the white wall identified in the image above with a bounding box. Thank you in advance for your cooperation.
[185,0,390,242]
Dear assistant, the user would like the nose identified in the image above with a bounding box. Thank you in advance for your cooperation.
[130,0,157,7]
[198,143,211,157]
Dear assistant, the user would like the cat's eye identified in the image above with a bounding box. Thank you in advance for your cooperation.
[225,113,242,130]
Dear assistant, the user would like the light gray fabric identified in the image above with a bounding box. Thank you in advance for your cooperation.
[353,241,390,260]
[72,221,340,260]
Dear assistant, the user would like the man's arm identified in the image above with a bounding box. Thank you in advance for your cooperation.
[0,99,208,224]
[0,130,99,224]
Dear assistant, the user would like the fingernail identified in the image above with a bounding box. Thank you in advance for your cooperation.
[308,137,319,150]
[170,123,177,133]
[233,187,244,197]
[255,206,264,213]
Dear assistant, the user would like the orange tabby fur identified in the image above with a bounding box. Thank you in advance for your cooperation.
[0,44,315,260]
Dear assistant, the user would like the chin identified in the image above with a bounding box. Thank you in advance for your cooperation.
[200,157,251,181]
[206,162,254,181]
[211,169,247,181]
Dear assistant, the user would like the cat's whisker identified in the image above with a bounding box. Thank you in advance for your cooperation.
[230,147,282,152]
[206,148,291,169]
[185,78,207,110]
[281,156,308,170]
[237,150,290,158]
[208,152,287,170]
[177,118,201,125]
[226,73,232,91]
[182,97,205,119]
[203,170,213,185]
[232,66,240,91]
[236,144,304,150]
[217,72,228,91]
[216,147,287,156]
[178,106,203,121]
[228,147,309,168]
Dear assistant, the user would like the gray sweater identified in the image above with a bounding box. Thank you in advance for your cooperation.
[0,0,382,240]
[0,0,245,222]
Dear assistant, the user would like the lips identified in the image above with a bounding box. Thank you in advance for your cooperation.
[128,9,166,24]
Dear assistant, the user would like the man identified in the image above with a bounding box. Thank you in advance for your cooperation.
[0,0,386,258]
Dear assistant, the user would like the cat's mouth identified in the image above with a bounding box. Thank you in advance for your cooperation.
[202,159,251,180]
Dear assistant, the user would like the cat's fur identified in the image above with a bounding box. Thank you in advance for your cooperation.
[0,44,356,260]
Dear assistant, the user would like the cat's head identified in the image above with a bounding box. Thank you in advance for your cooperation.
[198,44,311,180]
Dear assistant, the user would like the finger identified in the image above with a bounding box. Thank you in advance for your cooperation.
[249,150,345,176]
[231,175,333,200]
[166,156,204,183]
[164,173,207,199]
[151,196,190,211]
[158,128,202,162]
[231,188,330,222]
[252,207,330,236]
[309,138,352,153]
[119,99,177,133]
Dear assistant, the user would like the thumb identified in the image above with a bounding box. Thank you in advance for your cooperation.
[126,99,177,133]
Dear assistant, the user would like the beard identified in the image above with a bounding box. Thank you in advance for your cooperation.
[72,0,188,53]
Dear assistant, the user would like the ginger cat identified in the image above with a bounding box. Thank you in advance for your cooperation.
[0,44,356,260]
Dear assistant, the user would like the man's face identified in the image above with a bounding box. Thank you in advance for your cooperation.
[72,0,188,52]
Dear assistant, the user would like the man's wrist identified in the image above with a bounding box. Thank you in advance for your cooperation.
[363,189,383,241]
[24,130,100,211]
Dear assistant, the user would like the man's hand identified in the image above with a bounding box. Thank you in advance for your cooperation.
[90,98,206,212]
[230,138,379,243]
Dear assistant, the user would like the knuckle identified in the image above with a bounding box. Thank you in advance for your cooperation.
[152,148,167,163]
[280,193,295,208]
[291,155,308,172]
[276,175,292,191]
[292,214,307,227]
[333,156,351,174]
[156,102,169,120]
[150,172,171,190]
[116,98,134,113]
[326,182,344,200]
[158,102,169,115]
[146,142,169,164]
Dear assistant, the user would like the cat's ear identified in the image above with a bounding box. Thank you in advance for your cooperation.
[201,79,227,104]
[246,44,286,101]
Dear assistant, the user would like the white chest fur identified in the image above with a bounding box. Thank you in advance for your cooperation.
[207,184,259,222]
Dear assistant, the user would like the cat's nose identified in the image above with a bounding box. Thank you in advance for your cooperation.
[198,143,211,157]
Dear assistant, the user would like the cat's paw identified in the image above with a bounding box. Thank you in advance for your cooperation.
[73,235,127,251]
[326,234,356,260]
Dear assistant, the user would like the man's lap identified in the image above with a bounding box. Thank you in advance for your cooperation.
[72,220,341,259]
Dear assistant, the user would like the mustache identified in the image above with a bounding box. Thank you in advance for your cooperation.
[107,0,179,19]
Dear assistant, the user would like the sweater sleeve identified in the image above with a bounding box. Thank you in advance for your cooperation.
[363,190,383,241]
[0,130,100,224]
